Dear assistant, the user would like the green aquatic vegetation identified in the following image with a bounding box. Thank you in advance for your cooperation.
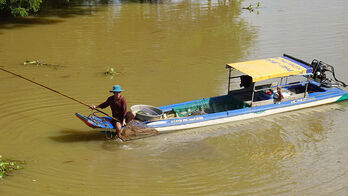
[243,2,261,12]
[105,67,117,76]
[0,155,25,179]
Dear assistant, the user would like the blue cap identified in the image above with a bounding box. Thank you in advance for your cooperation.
[109,85,124,92]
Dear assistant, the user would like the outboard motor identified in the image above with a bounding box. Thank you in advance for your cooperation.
[283,54,347,88]
[310,59,347,88]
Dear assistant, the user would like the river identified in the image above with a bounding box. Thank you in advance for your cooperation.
[0,0,347,195]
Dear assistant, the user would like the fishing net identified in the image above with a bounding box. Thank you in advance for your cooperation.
[86,111,159,141]
[121,120,159,141]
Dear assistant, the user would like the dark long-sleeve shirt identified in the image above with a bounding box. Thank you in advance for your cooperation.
[98,95,127,122]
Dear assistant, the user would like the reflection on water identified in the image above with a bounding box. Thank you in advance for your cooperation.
[0,0,348,195]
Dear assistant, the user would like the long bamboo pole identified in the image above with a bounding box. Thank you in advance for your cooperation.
[0,67,113,119]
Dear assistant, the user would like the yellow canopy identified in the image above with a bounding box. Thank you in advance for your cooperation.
[227,57,311,82]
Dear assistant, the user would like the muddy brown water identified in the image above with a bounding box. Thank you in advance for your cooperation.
[0,0,347,195]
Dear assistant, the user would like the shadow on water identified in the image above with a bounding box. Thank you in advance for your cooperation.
[0,17,63,31]
[50,128,161,143]
[49,129,107,142]
[49,129,137,151]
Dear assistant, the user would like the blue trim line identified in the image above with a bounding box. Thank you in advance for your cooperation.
[283,56,313,74]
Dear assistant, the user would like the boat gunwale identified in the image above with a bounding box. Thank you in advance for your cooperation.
[153,95,345,132]
[147,86,348,128]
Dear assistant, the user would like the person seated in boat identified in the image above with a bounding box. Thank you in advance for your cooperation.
[240,75,253,89]
[90,85,136,140]
[273,86,284,103]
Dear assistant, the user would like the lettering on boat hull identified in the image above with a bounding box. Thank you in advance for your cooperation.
[170,116,204,124]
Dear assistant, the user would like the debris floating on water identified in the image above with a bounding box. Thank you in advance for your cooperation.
[243,2,261,12]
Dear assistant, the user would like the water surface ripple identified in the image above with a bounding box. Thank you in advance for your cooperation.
[1,0,348,195]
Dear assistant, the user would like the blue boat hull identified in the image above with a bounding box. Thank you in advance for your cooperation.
[148,81,348,132]
[76,81,348,132]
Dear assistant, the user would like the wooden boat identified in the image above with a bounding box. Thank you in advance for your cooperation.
[76,54,348,133]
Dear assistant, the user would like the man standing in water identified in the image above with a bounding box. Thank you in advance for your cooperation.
[91,85,136,140]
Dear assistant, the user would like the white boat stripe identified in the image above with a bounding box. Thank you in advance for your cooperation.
[155,96,340,132]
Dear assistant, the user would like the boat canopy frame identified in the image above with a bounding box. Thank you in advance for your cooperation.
[226,55,314,108]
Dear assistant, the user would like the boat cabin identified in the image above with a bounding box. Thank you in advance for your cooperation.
[225,56,322,107]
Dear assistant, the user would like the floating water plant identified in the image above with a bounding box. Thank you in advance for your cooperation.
[243,2,261,12]
[105,67,117,76]
[23,60,60,68]
[0,155,25,179]
[23,60,41,65]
